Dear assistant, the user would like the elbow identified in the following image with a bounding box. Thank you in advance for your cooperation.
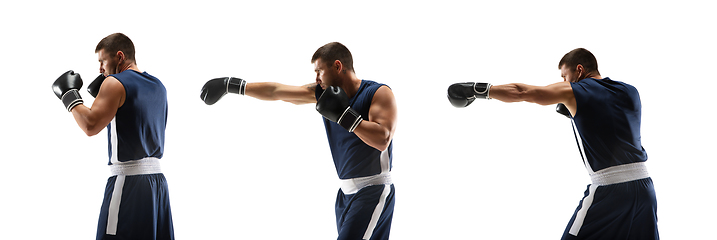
[265,92,282,101]
[81,118,104,136]
[373,132,393,152]
[364,133,392,152]
[72,107,106,137]
[496,84,530,103]
[86,130,101,137]
[508,84,548,104]
[374,143,390,152]
[514,90,530,102]
[531,96,558,106]
[82,125,102,136]
[514,85,537,102]
[519,90,553,105]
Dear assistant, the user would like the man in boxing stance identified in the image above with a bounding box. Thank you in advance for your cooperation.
[52,33,174,240]
[447,48,658,240]
[200,42,397,240]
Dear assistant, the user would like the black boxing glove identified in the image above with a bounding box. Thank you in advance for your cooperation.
[200,77,246,105]
[316,86,363,132]
[447,82,491,108]
[52,70,84,112]
[87,74,107,98]
[556,103,571,118]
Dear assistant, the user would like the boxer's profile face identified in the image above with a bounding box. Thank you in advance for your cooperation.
[560,64,584,83]
[314,58,340,89]
[97,49,122,76]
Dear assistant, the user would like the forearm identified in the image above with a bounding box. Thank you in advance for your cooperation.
[70,105,105,136]
[353,121,393,151]
[244,82,316,104]
[490,83,554,105]
[244,82,282,101]
[490,83,527,102]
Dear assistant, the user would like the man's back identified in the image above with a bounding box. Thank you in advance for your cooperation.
[107,70,168,164]
[571,77,648,171]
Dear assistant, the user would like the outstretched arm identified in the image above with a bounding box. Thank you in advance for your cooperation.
[490,82,573,105]
[200,77,317,105]
[494,81,577,115]
[448,81,578,116]
[245,82,317,105]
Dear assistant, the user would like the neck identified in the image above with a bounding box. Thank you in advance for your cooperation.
[585,73,602,80]
[339,72,362,99]
[117,62,139,74]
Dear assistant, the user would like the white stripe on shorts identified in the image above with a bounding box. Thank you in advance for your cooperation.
[569,184,599,236]
[106,175,125,235]
[363,184,391,240]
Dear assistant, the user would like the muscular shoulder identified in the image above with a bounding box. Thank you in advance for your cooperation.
[373,85,394,101]
[99,76,126,107]
[101,77,125,93]
[369,85,396,112]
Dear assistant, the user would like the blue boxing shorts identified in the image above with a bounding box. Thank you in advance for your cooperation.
[336,173,395,240]
[96,159,174,240]
[561,163,658,240]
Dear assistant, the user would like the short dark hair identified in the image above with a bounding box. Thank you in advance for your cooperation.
[311,42,354,72]
[558,48,599,75]
[95,33,136,63]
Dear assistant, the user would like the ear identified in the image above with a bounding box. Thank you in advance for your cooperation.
[116,51,125,62]
[575,64,585,73]
[575,64,585,80]
[333,59,343,72]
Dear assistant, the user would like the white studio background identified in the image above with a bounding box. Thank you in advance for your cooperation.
[1,0,714,239]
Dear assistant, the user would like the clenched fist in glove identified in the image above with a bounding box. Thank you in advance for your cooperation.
[447,82,491,108]
[316,86,363,132]
[52,70,84,112]
[200,77,247,105]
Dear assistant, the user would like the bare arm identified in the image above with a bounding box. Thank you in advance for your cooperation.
[71,77,125,136]
[353,86,397,151]
[490,81,578,115]
[245,82,317,105]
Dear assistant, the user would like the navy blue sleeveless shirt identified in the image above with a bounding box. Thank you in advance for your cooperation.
[571,77,647,172]
[315,80,394,179]
[106,70,168,165]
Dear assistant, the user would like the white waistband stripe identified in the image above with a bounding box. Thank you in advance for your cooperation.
[340,173,392,195]
[590,162,649,186]
[110,157,162,176]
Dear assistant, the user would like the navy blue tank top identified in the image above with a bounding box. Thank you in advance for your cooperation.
[315,80,393,179]
[106,70,168,164]
[570,77,647,171]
